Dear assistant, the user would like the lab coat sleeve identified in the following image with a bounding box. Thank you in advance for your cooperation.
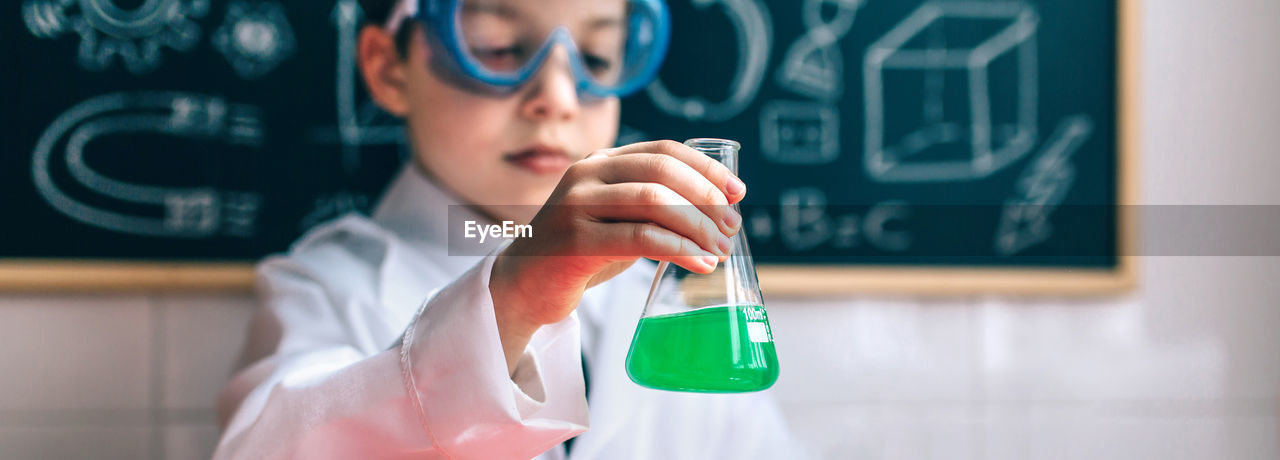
[215,247,588,459]
[399,253,590,458]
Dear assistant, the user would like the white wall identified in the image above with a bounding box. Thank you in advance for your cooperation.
[2,0,1277,458]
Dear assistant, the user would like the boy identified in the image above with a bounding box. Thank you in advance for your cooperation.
[215,0,804,458]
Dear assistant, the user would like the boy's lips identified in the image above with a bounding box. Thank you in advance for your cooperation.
[504,145,574,175]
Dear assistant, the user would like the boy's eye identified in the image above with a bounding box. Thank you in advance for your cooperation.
[583,53,615,75]
[471,46,527,71]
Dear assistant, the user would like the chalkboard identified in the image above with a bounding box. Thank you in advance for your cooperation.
[1,0,1136,294]
[618,0,1138,294]
[3,0,405,289]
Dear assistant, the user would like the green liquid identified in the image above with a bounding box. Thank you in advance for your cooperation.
[625,305,779,393]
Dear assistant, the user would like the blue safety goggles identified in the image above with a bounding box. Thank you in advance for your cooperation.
[386,0,671,98]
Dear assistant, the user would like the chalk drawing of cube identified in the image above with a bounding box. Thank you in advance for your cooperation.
[864,2,1039,183]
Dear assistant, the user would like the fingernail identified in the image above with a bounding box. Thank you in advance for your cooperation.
[723,210,742,231]
[717,236,733,256]
[701,255,719,269]
[726,176,746,196]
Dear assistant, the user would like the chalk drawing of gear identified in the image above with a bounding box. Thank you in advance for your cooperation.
[32,92,265,238]
[212,0,296,80]
[776,0,864,101]
[645,0,773,122]
[22,0,209,74]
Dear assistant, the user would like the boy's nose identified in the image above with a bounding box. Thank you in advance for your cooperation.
[519,46,580,122]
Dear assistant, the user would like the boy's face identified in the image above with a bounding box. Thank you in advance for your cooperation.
[395,0,627,221]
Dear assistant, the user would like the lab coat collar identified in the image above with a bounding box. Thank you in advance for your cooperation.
[371,161,502,276]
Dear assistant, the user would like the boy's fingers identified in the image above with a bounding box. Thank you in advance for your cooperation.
[579,183,731,257]
[598,140,746,203]
[594,154,742,235]
[593,222,719,274]
[597,154,724,205]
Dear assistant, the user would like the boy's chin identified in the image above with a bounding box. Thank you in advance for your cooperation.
[489,182,558,208]
[475,199,541,224]
[498,172,563,203]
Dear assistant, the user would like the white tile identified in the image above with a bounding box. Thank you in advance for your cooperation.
[778,403,880,460]
[1142,257,1280,401]
[767,298,976,404]
[0,295,152,411]
[978,404,1031,460]
[779,403,979,460]
[0,425,150,460]
[878,405,976,460]
[975,294,1229,402]
[1223,415,1279,460]
[976,257,1280,403]
[156,293,256,409]
[1026,405,1280,460]
[164,423,221,460]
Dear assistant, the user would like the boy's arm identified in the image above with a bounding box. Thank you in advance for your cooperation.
[215,235,587,459]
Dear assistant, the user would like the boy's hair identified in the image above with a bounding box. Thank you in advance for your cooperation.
[358,0,417,60]
[357,0,397,23]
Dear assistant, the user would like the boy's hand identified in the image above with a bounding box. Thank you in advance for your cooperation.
[488,140,745,374]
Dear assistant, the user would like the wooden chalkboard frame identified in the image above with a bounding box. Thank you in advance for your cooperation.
[757,0,1142,296]
[0,261,254,291]
[0,0,1139,294]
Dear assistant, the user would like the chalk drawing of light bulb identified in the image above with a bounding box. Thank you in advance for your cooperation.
[212,1,296,80]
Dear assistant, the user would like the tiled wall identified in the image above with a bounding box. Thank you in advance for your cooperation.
[3,0,1278,459]
[0,294,254,459]
[767,257,1280,459]
[2,260,1276,459]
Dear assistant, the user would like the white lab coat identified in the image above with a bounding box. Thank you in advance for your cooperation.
[214,163,806,459]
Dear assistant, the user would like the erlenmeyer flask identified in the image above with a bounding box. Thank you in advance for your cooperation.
[625,138,779,393]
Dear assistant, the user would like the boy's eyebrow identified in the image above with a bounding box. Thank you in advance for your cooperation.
[461,2,518,19]
[585,16,624,31]
[461,4,623,31]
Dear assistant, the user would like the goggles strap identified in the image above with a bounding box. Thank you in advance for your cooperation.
[385,0,418,35]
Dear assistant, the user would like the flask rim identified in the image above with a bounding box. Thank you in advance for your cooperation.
[683,138,741,155]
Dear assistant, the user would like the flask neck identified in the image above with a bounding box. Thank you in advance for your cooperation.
[684,138,740,175]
